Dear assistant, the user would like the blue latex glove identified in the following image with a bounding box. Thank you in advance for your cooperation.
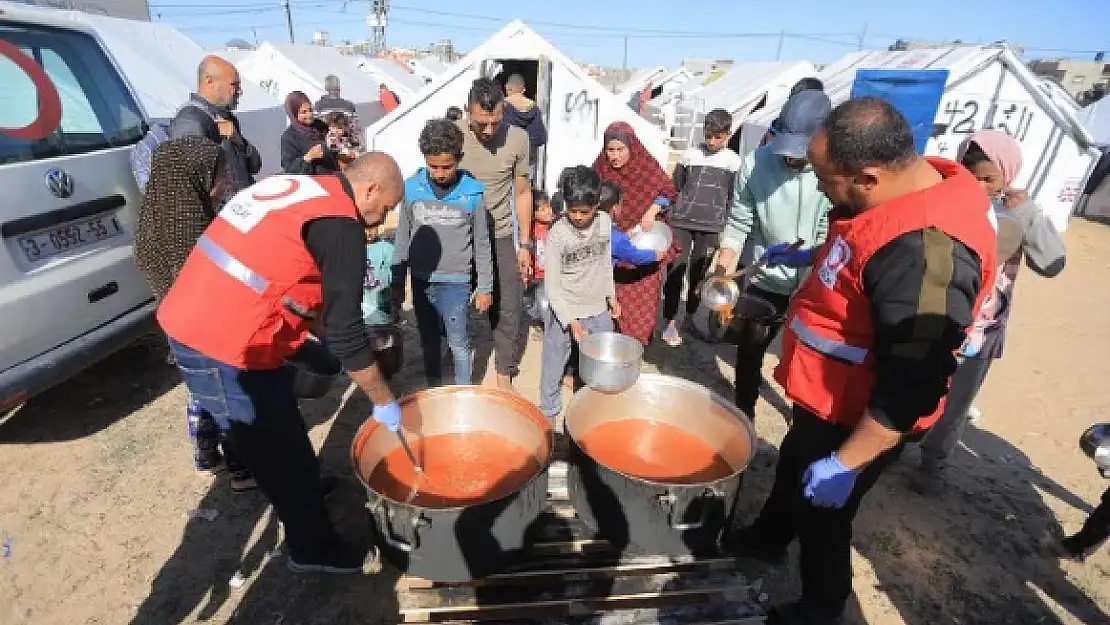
[372,401,402,432]
[653,196,670,209]
[760,242,815,268]
[802,454,859,509]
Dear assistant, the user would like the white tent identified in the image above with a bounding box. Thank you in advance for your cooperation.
[365,20,670,192]
[236,42,389,137]
[1081,97,1110,146]
[617,66,696,114]
[357,58,425,99]
[651,61,817,150]
[739,46,1099,231]
[14,6,290,177]
[407,57,447,84]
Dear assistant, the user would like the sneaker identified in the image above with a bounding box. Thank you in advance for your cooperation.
[661,325,683,347]
[719,526,787,565]
[288,543,379,575]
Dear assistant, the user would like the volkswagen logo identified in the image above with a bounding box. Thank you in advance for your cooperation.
[45,168,74,199]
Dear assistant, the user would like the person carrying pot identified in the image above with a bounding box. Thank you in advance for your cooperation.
[157,153,406,575]
[711,90,833,422]
[722,98,998,625]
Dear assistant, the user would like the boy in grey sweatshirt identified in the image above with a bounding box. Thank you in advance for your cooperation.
[539,166,618,419]
[392,119,494,385]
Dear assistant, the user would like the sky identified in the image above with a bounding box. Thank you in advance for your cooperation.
[152,0,1110,68]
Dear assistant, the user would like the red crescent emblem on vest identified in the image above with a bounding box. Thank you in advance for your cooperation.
[0,39,64,141]
[252,178,301,202]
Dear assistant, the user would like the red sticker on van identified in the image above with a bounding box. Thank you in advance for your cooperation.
[0,39,63,141]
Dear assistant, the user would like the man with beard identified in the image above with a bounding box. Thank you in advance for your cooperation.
[171,56,262,205]
[724,98,997,625]
[457,77,533,390]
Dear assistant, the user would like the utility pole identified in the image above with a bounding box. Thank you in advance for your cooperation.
[858,22,868,51]
[369,0,390,57]
[775,30,785,61]
[622,35,629,72]
[281,0,295,44]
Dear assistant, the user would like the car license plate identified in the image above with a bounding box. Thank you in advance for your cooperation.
[18,215,124,263]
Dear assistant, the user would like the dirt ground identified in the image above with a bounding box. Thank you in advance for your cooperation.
[1,219,1109,625]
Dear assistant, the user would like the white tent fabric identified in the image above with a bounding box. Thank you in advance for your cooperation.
[1082,97,1110,146]
[356,58,425,98]
[11,6,290,176]
[407,57,447,84]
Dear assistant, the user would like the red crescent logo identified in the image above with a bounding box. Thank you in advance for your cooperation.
[0,39,63,141]
[252,178,301,201]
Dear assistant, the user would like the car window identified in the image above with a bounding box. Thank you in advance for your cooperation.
[0,22,145,165]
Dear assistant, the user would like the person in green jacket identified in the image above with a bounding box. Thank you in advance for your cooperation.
[713,90,833,421]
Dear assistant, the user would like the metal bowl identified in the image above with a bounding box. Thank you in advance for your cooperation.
[1080,422,1110,476]
[367,323,403,379]
[288,336,342,399]
[628,222,673,253]
[699,276,741,311]
[579,331,643,393]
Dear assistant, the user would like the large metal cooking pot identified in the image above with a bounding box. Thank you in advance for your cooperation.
[351,386,553,582]
[578,331,643,393]
[628,222,673,253]
[565,374,755,556]
[1080,422,1110,477]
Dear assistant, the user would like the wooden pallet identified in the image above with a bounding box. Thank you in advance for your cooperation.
[394,457,767,624]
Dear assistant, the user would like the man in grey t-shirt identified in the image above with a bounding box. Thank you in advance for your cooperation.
[458,78,533,389]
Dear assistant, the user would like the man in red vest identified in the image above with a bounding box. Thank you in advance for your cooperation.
[158,152,405,575]
[722,98,998,625]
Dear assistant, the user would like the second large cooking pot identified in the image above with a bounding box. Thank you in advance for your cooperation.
[351,386,553,582]
[565,374,755,557]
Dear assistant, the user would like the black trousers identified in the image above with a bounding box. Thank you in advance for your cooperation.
[224,367,338,560]
[662,227,719,321]
[733,286,791,419]
[489,236,526,377]
[747,406,905,617]
[1067,485,1110,553]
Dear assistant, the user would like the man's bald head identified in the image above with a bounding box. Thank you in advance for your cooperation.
[197,55,242,110]
[344,152,404,230]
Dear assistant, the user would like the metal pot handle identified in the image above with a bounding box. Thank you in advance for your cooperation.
[366,501,425,553]
[658,488,722,531]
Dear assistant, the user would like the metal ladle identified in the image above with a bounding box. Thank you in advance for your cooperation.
[395,429,425,503]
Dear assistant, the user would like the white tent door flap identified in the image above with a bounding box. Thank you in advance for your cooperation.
[535,55,553,190]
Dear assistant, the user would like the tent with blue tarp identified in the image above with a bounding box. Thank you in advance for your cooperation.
[850,69,950,154]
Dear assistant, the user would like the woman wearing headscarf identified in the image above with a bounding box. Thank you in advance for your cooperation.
[280,91,339,175]
[134,136,255,492]
[593,121,678,346]
[911,129,1066,490]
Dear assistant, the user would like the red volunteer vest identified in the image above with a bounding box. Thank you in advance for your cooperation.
[774,158,998,434]
[158,175,361,369]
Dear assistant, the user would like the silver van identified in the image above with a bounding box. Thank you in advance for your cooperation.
[0,5,156,410]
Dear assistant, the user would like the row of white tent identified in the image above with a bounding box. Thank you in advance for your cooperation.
[14,3,1103,231]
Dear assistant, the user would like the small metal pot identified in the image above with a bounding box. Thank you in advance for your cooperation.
[351,386,553,582]
[288,337,342,399]
[699,276,741,312]
[565,374,755,556]
[1080,422,1110,477]
[367,323,403,379]
[579,331,643,393]
[628,222,673,253]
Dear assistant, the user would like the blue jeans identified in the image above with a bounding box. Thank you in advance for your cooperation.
[168,339,337,559]
[412,279,473,385]
[539,309,613,419]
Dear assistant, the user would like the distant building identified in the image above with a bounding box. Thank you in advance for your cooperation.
[1029,55,1110,98]
[9,0,151,20]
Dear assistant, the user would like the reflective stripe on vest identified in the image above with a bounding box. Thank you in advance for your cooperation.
[196,235,270,294]
[790,317,868,365]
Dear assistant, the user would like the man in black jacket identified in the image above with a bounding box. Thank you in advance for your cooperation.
[503,73,547,180]
[170,56,262,205]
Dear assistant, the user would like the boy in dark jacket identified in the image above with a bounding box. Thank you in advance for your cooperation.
[391,119,494,386]
[661,108,741,347]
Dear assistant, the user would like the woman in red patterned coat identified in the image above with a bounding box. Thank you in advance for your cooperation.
[593,122,678,345]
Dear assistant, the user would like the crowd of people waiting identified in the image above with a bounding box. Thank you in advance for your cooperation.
[131,54,1108,625]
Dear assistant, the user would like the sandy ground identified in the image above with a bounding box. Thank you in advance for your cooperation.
[1,219,1109,625]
